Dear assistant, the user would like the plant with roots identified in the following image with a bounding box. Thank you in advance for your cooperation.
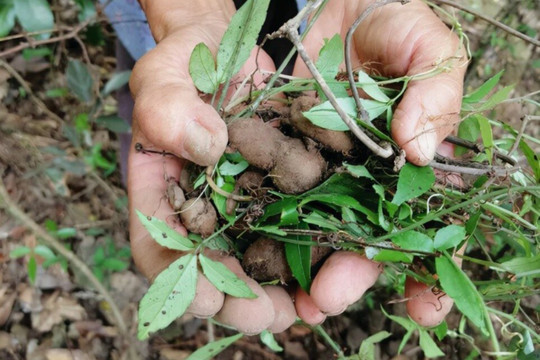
[133,1,539,359]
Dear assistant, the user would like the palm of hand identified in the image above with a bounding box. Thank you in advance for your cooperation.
[128,0,466,335]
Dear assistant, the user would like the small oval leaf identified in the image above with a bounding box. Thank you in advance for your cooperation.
[136,210,194,251]
[138,254,198,340]
[199,254,257,298]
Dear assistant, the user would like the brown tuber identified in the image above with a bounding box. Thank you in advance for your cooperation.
[289,96,354,154]
[179,198,217,238]
[228,117,327,194]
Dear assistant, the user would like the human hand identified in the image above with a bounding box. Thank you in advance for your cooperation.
[128,1,296,334]
[291,0,467,327]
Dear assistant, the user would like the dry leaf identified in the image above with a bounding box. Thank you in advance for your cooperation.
[45,349,95,360]
[31,291,86,332]
[0,286,17,327]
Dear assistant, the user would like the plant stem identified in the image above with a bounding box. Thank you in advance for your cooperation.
[313,324,346,359]
[430,0,540,47]
[345,0,409,120]
[0,176,139,359]
[373,185,540,242]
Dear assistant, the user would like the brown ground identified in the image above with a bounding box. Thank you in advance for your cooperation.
[0,1,538,359]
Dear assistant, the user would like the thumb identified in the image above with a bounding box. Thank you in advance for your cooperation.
[130,33,228,166]
[391,70,465,166]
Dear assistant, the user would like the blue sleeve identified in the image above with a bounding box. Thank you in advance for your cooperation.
[99,0,155,60]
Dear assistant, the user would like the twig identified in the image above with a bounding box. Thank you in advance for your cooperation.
[245,0,329,115]
[0,59,65,124]
[0,176,139,359]
[345,0,410,120]
[88,171,128,216]
[431,154,519,176]
[507,115,537,157]
[430,0,540,47]
[0,17,96,59]
[270,10,393,159]
[444,135,517,165]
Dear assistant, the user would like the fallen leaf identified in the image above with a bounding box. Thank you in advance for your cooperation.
[31,291,86,332]
[45,349,95,360]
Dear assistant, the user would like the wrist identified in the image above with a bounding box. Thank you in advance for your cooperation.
[140,0,236,42]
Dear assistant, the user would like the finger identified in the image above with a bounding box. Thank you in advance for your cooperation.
[186,273,225,318]
[404,277,454,327]
[310,251,382,315]
[391,72,465,166]
[405,247,464,327]
[130,32,228,166]
[263,285,297,333]
[350,0,466,166]
[213,256,275,335]
[294,287,326,326]
[128,133,224,317]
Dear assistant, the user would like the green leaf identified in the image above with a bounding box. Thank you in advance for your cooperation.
[303,97,389,131]
[14,0,54,40]
[418,329,444,358]
[500,254,540,278]
[316,34,343,80]
[45,88,69,98]
[519,139,540,182]
[199,254,257,298]
[474,85,514,112]
[189,42,218,94]
[9,246,31,258]
[251,225,287,236]
[218,159,249,176]
[463,70,504,104]
[27,255,37,284]
[434,225,466,251]
[303,212,340,231]
[56,227,77,239]
[343,163,375,181]
[455,116,480,156]
[357,70,390,102]
[136,210,194,251]
[95,115,131,133]
[476,114,493,163]
[74,0,96,22]
[216,0,270,83]
[436,254,488,335]
[102,258,129,271]
[301,193,377,224]
[186,333,243,360]
[358,331,392,360]
[101,70,131,97]
[465,211,481,235]
[22,47,52,60]
[0,3,16,37]
[138,254,198,340]
[93,246,105,264]
[433,320,448,341]
[66,59,94,103]
[211,177,236,223]
[260,330,283,352]
[34,245,56,260]
[391,230,434,253]
[391,163,435,206]
[285,223,311,292]
[373,249,413,263]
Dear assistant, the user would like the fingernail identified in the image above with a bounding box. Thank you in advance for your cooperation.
[183,120,215,165]
[414,121,437,165]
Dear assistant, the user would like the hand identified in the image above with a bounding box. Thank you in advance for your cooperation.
[291,0,467,327]
[128,0,297,335]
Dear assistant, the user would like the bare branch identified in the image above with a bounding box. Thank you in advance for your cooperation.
[431,0,540,47]
[431,154,520,176]
[444,135,517,166]
[345,0,410,120]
